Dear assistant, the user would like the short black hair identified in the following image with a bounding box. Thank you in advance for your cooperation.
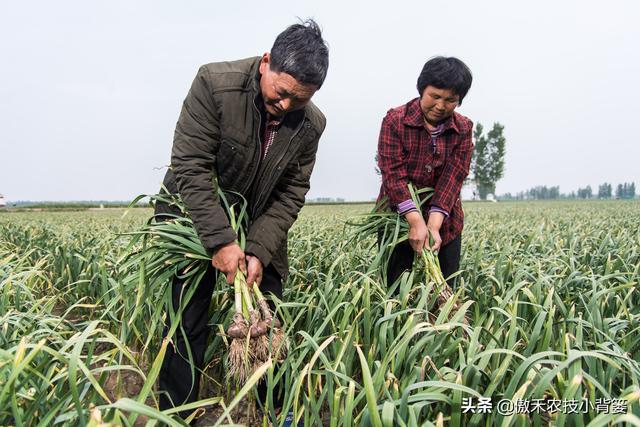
[417,56,472,105]
[270,19,329,88]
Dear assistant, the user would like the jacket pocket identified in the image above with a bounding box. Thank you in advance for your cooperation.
[216,137,245,179]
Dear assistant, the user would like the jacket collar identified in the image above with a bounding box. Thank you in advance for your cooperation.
[402,97,461,134]
[250,57,262,97]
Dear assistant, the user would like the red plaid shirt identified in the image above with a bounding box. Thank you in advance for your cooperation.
[376,98,474,245]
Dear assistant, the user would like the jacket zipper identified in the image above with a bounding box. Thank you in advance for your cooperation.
[239,98,263,197]
[253,119,306,215]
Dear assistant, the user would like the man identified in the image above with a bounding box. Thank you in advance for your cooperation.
[376,56,473,288]
[155,19,328,418]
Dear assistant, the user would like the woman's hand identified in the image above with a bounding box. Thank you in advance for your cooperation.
[426,211,445,252]
[405,211,428,253]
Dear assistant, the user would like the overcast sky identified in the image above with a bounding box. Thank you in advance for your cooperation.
[1,0,638,201]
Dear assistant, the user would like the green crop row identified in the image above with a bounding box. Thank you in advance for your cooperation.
[0,200,639,426]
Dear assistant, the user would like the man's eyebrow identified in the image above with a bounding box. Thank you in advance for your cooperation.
[289,92,307,101]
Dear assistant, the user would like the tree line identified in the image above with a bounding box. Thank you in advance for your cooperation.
[498,182,636,200]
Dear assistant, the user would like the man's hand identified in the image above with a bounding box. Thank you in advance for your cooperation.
[426,211,445,252]
[211,242,246,284]
[405,211,428,253]
[245,255,263,287]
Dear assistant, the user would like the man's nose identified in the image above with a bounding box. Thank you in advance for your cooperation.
[278,98,291,111]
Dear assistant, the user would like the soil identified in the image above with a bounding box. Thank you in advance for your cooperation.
[99,358,262,426]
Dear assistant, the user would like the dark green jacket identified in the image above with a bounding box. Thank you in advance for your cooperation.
[157,56,326,280]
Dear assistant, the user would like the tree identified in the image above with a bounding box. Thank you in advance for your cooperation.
[577,185,593,199]
[616,182,636,199]
[598,183,612,199]
[471,122,506,200]
[465,124,481,187]
[522,185,561,200]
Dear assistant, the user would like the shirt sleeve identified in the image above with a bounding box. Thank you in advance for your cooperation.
[398,199,418,215]
[377,111,412,208]
[430,123,474,213]
[429,205,449,217]
[171,66,237,251]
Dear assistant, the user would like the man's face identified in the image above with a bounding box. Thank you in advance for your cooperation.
[420,85,460,126]
[259,53,318,118]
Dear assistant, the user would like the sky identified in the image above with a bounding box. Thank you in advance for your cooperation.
[1,0,638,202]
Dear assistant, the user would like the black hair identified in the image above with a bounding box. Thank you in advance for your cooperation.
[270,19,329,88]
[417,56,472,105]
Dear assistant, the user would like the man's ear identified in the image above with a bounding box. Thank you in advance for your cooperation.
[259,53,270,74]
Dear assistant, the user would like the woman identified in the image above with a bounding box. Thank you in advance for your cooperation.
[377,56,473,288]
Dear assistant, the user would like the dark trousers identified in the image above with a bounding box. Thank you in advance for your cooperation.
[158,263,283,417]
[385,234,462,290]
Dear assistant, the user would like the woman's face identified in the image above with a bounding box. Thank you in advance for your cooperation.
[420,86,460,126]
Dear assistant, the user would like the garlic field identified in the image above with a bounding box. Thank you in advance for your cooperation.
[1,200,639,426]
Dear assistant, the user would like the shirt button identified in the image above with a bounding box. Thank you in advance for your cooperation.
[425,165,433,173]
